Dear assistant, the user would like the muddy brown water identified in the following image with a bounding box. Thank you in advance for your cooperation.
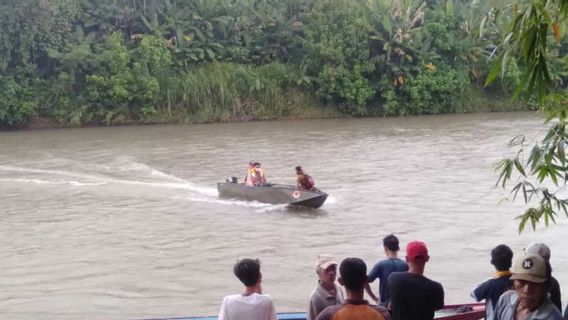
[0,112,566,319]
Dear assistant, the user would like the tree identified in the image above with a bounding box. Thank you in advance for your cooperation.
[489,0,568,232]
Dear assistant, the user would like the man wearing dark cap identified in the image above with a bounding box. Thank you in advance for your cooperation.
[471,244,513,320]
[316,258,390,320]
[494,253,562,319]
[387,241,444,320]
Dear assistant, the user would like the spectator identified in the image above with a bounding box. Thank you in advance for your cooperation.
[308,254,344,320]
[525,242,562,311]
[218,258,277,320]
[494,253,562,319]
[316,257,390,320]
[387,241,444,320]
[471,244,514,320]
[365,234,409,306]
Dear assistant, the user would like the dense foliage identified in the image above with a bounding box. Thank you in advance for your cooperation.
[0,0,534,128]
[490,0,568,231]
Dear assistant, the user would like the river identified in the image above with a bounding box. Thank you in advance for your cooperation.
[0,112,566,319]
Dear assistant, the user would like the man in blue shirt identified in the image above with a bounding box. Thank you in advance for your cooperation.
[471,244,513,320]
[365,234,408,306]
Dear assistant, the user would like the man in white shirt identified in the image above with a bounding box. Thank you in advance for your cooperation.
[218,258,277,320]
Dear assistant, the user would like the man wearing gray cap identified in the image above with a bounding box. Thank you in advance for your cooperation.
[525,242,562,311]
[308,254,344,320]
[494,253,562,320]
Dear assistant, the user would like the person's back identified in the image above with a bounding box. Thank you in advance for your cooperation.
[367,234,408,306]
[471,244,513,320]
[388,241,444,320]
[296,165,315,190]
[219,293,276,320]
[218,258,277,320]
[388,271,443,320]
[317,302,388,320]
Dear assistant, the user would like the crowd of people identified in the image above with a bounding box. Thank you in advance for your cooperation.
[217,235,567,320]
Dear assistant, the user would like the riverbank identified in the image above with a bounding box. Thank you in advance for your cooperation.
[19,89,529,131]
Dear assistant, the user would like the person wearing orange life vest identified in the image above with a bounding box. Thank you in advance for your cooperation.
[296,165,315,190]
[245,161,266,187]
[244,161,256,186]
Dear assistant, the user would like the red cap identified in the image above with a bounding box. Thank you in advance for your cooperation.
[406,241,429,262]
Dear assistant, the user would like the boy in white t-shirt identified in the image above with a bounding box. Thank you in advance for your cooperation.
[218,258,277,320]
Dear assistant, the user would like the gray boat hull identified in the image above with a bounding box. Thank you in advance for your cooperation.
[217,182,328,208]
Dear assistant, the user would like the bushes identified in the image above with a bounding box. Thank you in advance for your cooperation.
[0,77,39,127]
[0,0,534,128]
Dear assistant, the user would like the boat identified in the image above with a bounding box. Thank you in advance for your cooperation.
[146,303,485,320]
[217,177,328,208]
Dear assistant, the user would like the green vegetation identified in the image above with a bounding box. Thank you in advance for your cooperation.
[490,0,568,232]
[0,0,536,128]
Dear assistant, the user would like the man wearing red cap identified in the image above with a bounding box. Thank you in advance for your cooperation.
[387,241,444,320]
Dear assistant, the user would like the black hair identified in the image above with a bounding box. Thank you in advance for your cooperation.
[295,165,302,172]
[383,234,400,252]
[233,258,261,287]
[339,257,367,291]
[491,244,513,271]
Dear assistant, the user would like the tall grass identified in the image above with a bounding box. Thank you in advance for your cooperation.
[152,62,336,123]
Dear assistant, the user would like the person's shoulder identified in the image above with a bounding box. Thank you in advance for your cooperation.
[255,293,274,302]
[315,304,342,320]
[388,270,407,279]
[370,304,390,319]
[221,294,242,305]
[496,290,516,306]
[427,277,444,289]
[387,271,408,284]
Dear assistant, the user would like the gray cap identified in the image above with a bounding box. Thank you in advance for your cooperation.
[525,242,551,262]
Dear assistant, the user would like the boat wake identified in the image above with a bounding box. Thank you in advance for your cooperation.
[0,161,291,210]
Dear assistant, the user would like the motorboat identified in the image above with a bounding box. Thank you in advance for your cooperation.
[217,177,328,209]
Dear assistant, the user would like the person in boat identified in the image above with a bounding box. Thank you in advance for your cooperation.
[387,241,444,320]
[315,257,390,320]
[308,254,344,320]
[296,165,315,190]
[254,162,266,186]
[493,253,562,320]
[365,234,408,307]
[244,161,256,186]
[524,242,562,312]
[244,161,266,187]
[470,244,514,320]
[218,258,277,320]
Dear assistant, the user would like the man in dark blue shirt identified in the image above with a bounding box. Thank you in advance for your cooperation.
[365,234,408,306]
[471,244,513,320]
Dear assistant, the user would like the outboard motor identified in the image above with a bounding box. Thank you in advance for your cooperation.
[225,176,238,183]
